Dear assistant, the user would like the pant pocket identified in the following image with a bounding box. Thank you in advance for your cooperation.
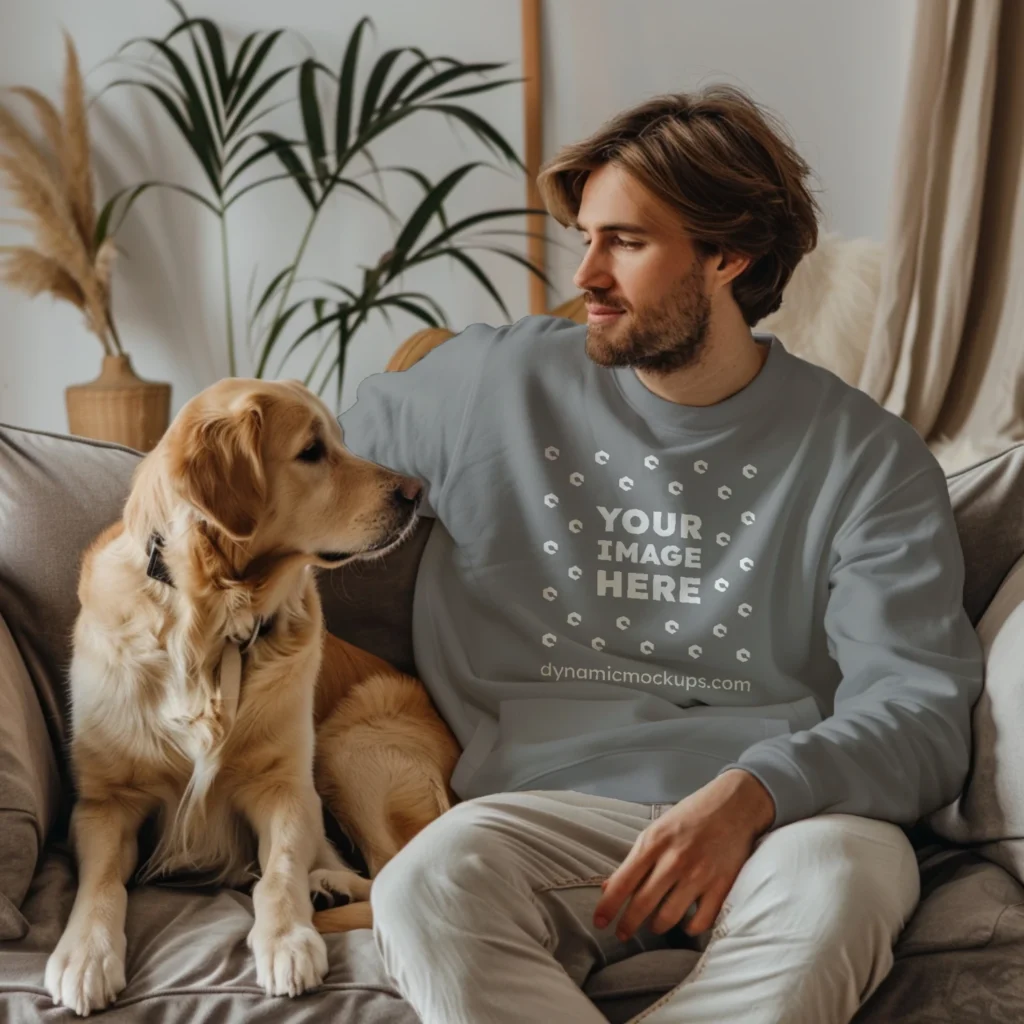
[522,789,656,823]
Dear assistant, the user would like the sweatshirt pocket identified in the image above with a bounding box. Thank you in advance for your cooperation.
[450,696,798,800]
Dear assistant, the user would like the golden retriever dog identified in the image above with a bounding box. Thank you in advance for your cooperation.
[45,377,458,1016]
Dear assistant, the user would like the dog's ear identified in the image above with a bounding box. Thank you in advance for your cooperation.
[179,399,266,541]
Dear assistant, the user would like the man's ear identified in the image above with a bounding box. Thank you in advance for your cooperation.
[717,250,752,287]
[177,399,266,541]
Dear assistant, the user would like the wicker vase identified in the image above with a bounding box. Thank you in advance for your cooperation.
[65,354,171,453]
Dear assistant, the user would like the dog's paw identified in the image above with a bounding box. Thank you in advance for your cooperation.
[45,927,127,1016]
[309,867,372,911]
[248,922,328,997]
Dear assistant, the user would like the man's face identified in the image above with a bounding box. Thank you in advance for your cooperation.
[573,163,712,373]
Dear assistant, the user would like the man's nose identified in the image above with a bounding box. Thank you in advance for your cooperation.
[573,246,614,292]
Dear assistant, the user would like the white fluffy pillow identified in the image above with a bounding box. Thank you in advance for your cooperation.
[759,232,882,386]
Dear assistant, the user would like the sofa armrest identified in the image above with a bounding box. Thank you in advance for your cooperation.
[385,327,455,372]
[0,611,61,939]
[385,296,588,373]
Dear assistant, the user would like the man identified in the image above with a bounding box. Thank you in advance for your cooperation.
[337,86,983,1023]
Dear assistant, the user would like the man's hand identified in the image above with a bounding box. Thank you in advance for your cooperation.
[593,769,775,941]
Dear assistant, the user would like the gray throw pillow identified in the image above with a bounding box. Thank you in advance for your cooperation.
[930,552,1024,881]
[0,612,60,938]
[0,424,143,762]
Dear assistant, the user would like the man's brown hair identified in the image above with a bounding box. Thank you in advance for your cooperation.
[537,85,820,325]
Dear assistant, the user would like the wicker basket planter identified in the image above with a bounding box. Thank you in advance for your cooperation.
[65,355,171,453]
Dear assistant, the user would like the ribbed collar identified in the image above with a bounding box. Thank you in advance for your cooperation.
[610,332,790,434]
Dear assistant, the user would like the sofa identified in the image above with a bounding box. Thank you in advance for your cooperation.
[3,386,1024,1021]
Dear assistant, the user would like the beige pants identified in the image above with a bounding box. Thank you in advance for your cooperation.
[370,790,920,1023]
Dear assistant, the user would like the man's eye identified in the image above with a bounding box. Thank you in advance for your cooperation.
[297,439,326,463]
[614,237,641,250]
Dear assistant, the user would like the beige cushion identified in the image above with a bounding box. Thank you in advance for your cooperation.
[0,612,59,939]
[930,550,1024,878]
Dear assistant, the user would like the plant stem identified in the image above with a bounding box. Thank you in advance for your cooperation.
[266,207,319,369]
[274,216,313,307]
[94,328,113,358]
[106,312,125,356]
[219,209,236,377]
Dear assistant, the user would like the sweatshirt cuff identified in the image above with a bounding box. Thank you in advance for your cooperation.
[718,749,820,830]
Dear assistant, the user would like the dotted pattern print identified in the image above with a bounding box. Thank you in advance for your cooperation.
[538,444,759,667]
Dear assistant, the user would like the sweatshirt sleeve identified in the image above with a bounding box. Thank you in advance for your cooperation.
[337,323,495,516]
[721,462,985,830]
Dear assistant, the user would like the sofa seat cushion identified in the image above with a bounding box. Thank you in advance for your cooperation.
[894,848,1024,956]
[590,848,1024,1023]
[856,848,1024,1021]
[584,949,700,1023]
[3,846,692,1023]
[0,847,420,1023]
[6,845,1023,1023]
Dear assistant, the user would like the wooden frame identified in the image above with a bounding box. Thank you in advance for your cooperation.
[521,0,546,314]
[521,3,586,323]
[388,5,583,365]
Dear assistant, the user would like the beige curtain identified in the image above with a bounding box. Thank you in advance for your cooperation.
[860,0,1024,471]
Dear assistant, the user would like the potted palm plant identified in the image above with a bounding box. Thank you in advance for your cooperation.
[116,3,547,406]
[248,19,548,403]
[0,34,170,452]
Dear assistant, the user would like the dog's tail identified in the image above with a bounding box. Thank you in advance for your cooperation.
[313,900,374,933]
[311,779,452,935]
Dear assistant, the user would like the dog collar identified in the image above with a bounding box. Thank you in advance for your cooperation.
[145,532,275,652]
[146,532,175,587]
[232,615,275,654]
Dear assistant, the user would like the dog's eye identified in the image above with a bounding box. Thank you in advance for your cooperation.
[297,439,326,463]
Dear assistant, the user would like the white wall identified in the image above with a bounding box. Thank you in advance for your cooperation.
[0,0,916,435]
[542,0,918,304]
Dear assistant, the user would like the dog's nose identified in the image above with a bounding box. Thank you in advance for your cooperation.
[394,477,422,505]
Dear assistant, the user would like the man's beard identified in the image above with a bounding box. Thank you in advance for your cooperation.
[584,261,711,374]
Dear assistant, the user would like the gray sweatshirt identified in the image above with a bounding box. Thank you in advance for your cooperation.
[338,315,984,829]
